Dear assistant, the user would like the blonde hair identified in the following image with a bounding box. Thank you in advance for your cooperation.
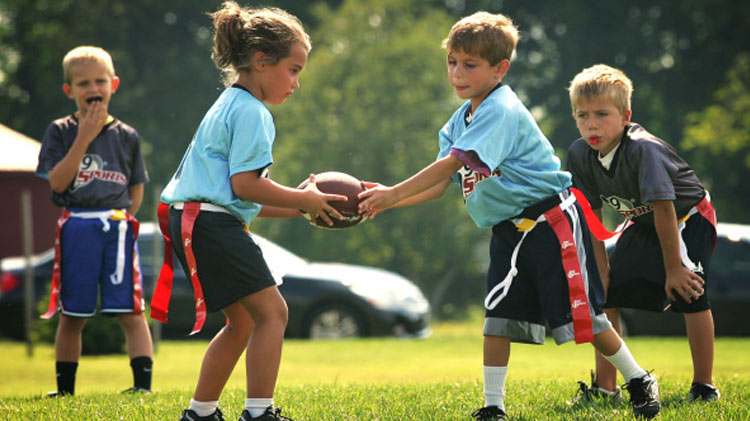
[210,1,311,86]
[62,46,115,85]
[441,11,519,65]
[568,64,633,114]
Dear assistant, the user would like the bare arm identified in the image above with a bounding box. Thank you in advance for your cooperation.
[590,209,611,296]
[258,206,302,218]
[127,184,144,216]
[358,154,463,217]
[48,103,109,193]
[652,199,705,302]
[231,171,345,226]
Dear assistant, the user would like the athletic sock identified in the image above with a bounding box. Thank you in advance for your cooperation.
[245,398,274,418]
[55,361,78,395]
[602,341,648,382]
[189,399,219,417]
[483,365,507,411]
[130,356,153,390]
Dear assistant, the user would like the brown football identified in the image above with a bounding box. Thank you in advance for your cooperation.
[297,171,366,229]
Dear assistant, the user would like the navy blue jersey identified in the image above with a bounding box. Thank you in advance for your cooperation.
[566,123,705,226]
[36,115,149,209]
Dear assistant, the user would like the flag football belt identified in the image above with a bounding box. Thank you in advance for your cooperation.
[42,208,141,319]
[572,188,717,272]
[485,190,594,344]
[150,202,242,335]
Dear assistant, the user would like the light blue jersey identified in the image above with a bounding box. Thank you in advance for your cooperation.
[438,85,571,228]
[162,87,274,225]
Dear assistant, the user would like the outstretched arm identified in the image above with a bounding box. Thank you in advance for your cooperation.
[231,171,345,226]
[358,154,463,218]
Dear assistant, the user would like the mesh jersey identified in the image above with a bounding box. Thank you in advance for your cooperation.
[437,84,571,228]
[36,115,149,209]
[160,86,274,225]
[566,123,705,226]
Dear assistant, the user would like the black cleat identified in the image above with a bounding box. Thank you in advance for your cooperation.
[122,386,152,394]
[623,372,661,419]
[238,407,293,421]
[688,382,720,402]
[574,370,623,402]
[179,408,225,421]
[46,391,72,398]
[471,406,506,421]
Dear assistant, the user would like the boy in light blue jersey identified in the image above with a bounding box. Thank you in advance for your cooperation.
[359,12,660,420]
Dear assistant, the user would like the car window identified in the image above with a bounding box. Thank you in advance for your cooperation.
[708,237,750,295]
[135,233,163,269]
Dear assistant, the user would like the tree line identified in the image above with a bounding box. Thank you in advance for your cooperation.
[1,0,747,317]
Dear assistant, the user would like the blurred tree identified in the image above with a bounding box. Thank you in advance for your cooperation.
[254,0,488,317]
[1,0,748,319]
[0,0,225,206]
[681,53,750,223]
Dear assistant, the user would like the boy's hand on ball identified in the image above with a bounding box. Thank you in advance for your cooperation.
[358,182,395,219]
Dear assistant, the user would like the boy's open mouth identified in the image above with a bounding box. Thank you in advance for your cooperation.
[86,96,103,104]
[589,136,601,145]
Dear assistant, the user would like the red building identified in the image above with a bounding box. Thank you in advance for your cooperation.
[0,123,59,261]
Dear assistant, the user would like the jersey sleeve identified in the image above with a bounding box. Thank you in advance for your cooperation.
[451,101,518,173]
[36,121,66,179]
[633,141,677,203]
[227,105,274,176]
[437,111,463,185]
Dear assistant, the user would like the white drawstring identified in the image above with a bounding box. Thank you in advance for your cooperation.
[485,192,577,310]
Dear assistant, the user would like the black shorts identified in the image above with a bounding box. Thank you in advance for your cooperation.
[168,208,276,313]
[485,192,611,345]
[607,213,715,313]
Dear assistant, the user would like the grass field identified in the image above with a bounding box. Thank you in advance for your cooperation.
[1,317,749,420]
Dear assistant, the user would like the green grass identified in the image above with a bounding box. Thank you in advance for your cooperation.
[1,318,749,420]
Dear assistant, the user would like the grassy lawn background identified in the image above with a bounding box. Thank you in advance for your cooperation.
[1,317,749,419]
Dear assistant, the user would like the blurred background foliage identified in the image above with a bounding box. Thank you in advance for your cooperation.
[1,0,748,318]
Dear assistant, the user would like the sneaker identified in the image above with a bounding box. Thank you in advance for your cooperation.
[688,382,721,402]
[238,407,292,421]
[471,406,506,421]
[574,370,623,402]
[121,386,152,394]
[623,372,661,419]
[46,391,72,398]
[180,408,225,421]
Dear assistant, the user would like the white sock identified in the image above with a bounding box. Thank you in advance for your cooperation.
[245,398,274,418]
[483,365,507,411]
[602,341,648,382]
[189,399,219,417]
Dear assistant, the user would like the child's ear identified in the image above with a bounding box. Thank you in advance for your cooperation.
[110,76,120,94]
[494,59,511,80]
[62,84,73,99]
[252,51,267,72]
[622,109,632,125]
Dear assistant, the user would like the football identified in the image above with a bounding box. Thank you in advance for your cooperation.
[297,171,366,229]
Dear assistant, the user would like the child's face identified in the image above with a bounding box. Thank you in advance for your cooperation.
[447,49,508,109]
[256,42,308,105]
[573,97,631,156]
[63,60,119,114]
